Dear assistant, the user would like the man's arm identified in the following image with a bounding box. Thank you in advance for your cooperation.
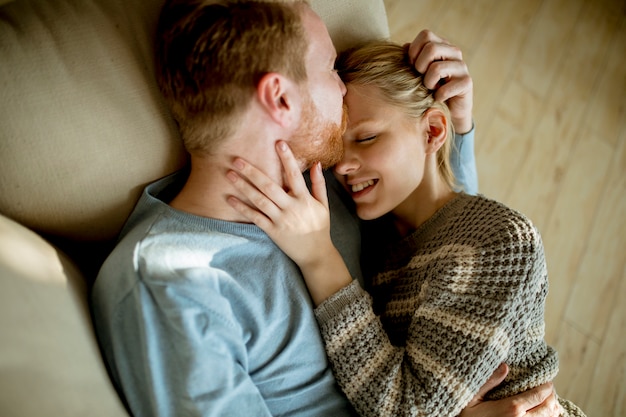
[93,275,273,417]
[451,127,478,194]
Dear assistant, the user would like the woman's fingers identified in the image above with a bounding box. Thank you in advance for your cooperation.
[309,161,329,209]
[226,193,273,229]
[275,141,309,197]
[229,155,290,209]
[226,169,281,225]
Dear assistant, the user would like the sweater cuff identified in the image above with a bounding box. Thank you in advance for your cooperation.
[314,280,367,325]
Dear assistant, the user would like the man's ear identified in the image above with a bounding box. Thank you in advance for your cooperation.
[256,72,297,127]
[422,108,448,154]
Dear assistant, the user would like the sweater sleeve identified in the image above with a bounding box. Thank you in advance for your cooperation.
[315,214,547,417]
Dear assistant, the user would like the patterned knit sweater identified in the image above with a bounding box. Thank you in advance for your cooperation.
[314,193,585,417]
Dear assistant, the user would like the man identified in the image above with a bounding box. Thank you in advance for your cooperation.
[92,1,558,416]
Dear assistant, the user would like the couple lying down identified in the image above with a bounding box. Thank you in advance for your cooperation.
[227,41,585,417]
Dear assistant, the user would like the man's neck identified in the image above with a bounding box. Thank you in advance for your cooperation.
[170,140,286,223]
[169,156,244,222]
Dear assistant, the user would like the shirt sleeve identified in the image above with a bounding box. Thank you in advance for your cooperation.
[108,278,273,417]
[450,125,478,195]
[314,219,547,417]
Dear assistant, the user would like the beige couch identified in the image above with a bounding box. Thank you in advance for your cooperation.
[0,0,389,415]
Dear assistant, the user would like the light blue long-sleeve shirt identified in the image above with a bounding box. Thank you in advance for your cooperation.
[92,172,359,417]
[451,125,478,195]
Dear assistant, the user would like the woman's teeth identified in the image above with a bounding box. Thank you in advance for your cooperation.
[351,180,375,193]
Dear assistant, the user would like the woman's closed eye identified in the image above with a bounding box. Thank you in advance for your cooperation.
[356,135,377,143]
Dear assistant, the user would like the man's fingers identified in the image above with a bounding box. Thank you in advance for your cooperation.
[422,59,470,92]
[477,364,508,399]
[492,382,557,417]
[413,40,462,74]
[407,29,449,65]
[517,382,554,411]
[464,364,508,410]
[524,383,561,417]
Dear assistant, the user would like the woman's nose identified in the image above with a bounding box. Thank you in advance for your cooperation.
[333,149,358,176]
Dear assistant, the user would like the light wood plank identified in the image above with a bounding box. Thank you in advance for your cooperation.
[563,131,626,341]
[511,0,585,100]
[552,320,600,411]
[469,0,544,139]
[430,0,495,58]
[584,265,626,417]
[475,82,540,205]
[581,14,626,148]
[542,134,614,342]
[384,0,449,43]
[504,1,617,229]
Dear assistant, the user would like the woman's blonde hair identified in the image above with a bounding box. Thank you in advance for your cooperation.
[155,0,309,155]
[337,41,457,190]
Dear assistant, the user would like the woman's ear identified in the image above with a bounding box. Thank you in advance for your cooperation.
[256,72,297,127]
[422,108,448,154]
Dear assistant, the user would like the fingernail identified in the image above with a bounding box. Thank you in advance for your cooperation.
[226,171,238,182]
[277,141,287,152]
[233,158,245,170]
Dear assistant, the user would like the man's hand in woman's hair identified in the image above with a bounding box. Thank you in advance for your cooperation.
[406,29,473,134]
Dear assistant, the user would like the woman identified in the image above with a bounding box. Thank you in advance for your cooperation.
[226,41,584,417]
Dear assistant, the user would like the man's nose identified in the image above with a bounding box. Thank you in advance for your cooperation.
[336,74,347,97]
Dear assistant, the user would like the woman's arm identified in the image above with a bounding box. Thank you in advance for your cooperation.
[226,141,352,306]
[315,209,550,417]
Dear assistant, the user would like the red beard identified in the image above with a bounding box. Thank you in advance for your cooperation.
[289,98,347,170]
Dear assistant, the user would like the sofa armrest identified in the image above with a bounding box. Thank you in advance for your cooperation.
[0,214,128,416]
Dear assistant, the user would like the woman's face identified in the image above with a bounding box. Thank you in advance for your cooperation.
[333,84,429,221]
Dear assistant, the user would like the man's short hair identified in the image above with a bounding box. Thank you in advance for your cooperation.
[155,0,309,154]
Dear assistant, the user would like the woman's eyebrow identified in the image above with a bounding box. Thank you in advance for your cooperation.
[349,118,377,130]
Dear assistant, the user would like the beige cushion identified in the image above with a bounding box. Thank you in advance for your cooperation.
[0,0,388,243]
[311,0,390,52]
[0,0,187,241]
[0,213,128,416]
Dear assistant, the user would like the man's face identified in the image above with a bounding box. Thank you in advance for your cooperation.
[290,5,347,169]
[290,94,347,169]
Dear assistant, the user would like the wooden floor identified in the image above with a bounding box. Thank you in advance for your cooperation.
[384,0,625,415]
